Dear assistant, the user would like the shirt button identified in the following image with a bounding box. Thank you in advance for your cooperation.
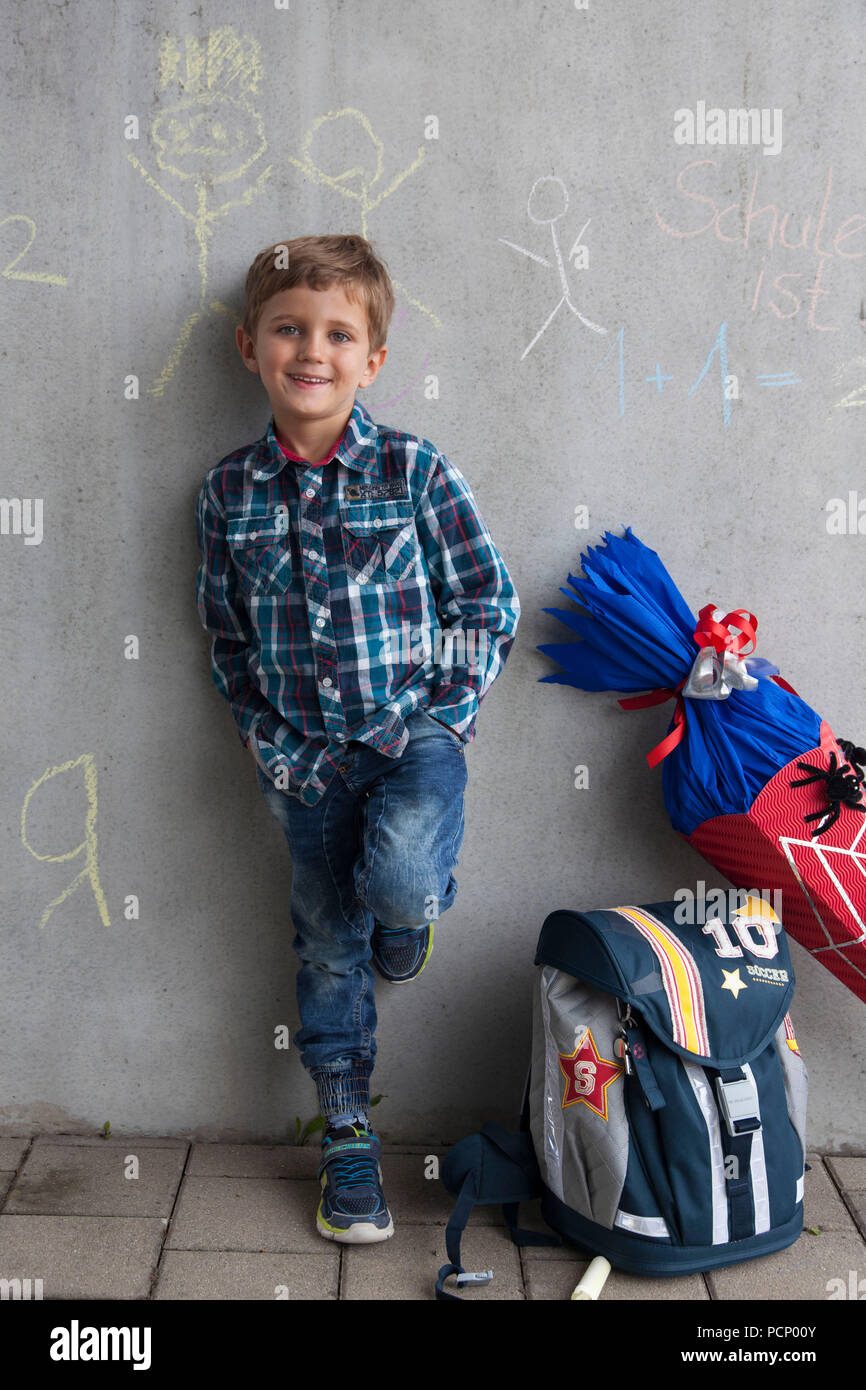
[308,550,318,560]
[249,532,258,540]
[316,617,326,627]
[373,518,382,528]
[305,488,315,499]
[321,677,332,687]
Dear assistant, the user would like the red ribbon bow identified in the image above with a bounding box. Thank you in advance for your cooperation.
[691,604,757,658]
[618,606,759,769]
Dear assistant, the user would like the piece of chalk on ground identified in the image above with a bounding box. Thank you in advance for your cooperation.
[571,1256,611,1300]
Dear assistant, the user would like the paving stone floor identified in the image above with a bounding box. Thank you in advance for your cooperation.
[0,1135,863,1300]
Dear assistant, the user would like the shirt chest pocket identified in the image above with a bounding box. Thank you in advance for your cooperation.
[339,498,420,585]
[226,512,297,598]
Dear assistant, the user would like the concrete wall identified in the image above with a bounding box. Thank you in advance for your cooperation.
[3,0,864,1147]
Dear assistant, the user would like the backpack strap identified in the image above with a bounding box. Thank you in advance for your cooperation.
[519,1061,532,1131]
[436,1169,484,1301]
[480,1121,541,1179]
[714,1065,761,1240]
[435,1125,561,1301]
[481,1123,563,1251]
[624,1023,666,1111]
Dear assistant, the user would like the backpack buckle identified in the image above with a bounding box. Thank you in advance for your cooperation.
[615,998,634,1029]
[615,1000,635,1075]
[455,1269,494,1287]
[714,1075,761,1136]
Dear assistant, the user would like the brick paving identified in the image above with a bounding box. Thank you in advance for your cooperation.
[0,1135,863,1300]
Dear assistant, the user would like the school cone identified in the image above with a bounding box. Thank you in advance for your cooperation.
[538,527,866,1005]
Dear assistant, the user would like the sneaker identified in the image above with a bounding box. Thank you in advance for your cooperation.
[371,921,434,984]
[316,1123,394,1244]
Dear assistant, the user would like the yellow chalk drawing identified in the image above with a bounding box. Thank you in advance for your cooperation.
[833,356,866,407]
[288,108,441,328]
[126,24,273,395]
[836,381,866,407]
[21,755,110,930]
[1,215,68,285]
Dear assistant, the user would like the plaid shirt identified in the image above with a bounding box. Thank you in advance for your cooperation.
[195,399,520,805]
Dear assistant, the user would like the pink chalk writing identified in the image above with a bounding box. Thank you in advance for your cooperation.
[654,162,866,330]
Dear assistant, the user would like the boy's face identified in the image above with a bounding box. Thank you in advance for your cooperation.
[236,283,387,437]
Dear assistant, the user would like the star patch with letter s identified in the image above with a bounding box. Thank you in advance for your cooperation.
[558,1028,623,1121]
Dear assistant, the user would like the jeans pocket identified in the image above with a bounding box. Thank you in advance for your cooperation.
[424,711,465,751]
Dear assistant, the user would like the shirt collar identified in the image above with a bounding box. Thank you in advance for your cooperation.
[250,398,379,480]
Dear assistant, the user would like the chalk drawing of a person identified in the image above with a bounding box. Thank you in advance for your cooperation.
[288,108,440,328]
[500,175,606,358]
[126,25,273,396]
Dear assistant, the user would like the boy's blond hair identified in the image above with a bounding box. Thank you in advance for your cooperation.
[240,234,395,353]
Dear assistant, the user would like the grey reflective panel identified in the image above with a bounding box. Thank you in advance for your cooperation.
[774,1021,809,1167]
[531,966,628,1231]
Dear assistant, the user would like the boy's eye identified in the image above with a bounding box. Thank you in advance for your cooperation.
[276,326,351,342]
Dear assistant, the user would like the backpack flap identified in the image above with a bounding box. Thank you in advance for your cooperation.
[535,899,795,1069]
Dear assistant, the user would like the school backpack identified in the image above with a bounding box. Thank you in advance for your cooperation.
[436,898,808,1299]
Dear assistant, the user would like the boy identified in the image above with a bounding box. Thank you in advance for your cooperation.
[194,234,520,1243]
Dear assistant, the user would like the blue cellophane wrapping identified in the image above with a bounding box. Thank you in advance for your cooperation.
[537,528,823,834]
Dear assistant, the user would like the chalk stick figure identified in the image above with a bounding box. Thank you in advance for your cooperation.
[288,108,440,328]
[500,175,606,358]
[125,24,273,396]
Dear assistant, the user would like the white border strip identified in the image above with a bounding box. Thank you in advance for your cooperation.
[742,1062,770,1235]
[615,1210,670,1238]
[683,1061,730,1245]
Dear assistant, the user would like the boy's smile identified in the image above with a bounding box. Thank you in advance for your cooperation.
[237,284,387,462]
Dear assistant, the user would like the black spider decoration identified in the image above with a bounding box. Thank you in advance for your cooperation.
[790,744,866,838]
[838,740,866,781]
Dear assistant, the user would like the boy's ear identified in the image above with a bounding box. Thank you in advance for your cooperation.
[236,324,261,374]
[359,344,387,387]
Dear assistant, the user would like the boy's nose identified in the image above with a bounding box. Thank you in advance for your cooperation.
[298,333,328,358]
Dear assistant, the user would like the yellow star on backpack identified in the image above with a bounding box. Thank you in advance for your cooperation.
[721,968,747,999]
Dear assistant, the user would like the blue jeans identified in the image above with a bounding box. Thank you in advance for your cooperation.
[254,709,468,1120]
